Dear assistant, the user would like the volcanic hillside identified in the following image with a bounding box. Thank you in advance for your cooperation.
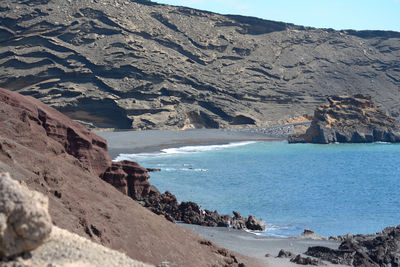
[0,0,399,129]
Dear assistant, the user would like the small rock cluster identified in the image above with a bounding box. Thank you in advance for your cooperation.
[0,172,52,258]
[277,249,320,266]
[305,225,400,266]
[142,188,266,231]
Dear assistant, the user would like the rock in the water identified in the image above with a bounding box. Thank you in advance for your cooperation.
[296,229,327,240]
[0,173,52,257]
[245,215,266,231]
[142,189,264,231]
[289,95,400,144]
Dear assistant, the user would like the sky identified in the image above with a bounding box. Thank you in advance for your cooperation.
[154,0,400,32]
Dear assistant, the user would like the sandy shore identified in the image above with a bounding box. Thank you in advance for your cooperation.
[96,129,283,158]
[179,224,348,267]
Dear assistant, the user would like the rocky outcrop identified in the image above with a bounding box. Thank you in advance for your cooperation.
[296,229,328,240]
[305,225,400,266]
[0,88,261,266]
[101,160,151,200]
[245,215,266,231]
[143,190,266,231]
[0,172,52,257]
[1,0,400,130]
[0,88,111,177]
[289,95,400,144]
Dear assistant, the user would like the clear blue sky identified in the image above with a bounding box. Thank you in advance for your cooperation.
[154,0,400,32]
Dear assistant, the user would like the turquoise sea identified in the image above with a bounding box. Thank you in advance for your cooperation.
[116,141,400,237]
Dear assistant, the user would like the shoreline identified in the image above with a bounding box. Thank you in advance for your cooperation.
[97,128,348,266]
[96,128,285,158]
[178,223,348,267]
[97,128,399,266]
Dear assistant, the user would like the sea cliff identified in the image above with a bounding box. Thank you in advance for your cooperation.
[289,95,400,144]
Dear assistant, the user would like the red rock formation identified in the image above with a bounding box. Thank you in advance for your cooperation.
[0,88,111,176]
[101,160,150,200]
[0,88,151,200]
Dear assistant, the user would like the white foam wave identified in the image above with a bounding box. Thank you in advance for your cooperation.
[114,141,257,161]
[163,168,209,172]
[160,141,257,154]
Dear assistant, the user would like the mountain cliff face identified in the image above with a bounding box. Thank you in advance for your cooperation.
[0,0,399,130]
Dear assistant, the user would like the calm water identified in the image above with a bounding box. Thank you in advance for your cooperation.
[116,141,400,237]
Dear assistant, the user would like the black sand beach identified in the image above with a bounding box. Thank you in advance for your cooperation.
[180,224,348,266]
[96,128,284,158]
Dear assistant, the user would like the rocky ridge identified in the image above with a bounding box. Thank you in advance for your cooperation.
[0,88,260,266]
[288,95,400,143]
[0,172,52,258]
[1,0,400,130]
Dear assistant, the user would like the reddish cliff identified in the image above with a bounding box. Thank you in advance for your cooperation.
[0,88,259,266]
[101,160,151,200]
[0,88,111,176]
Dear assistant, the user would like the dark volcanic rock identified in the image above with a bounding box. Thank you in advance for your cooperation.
[305,225,400,267]
[289,95,400,144]
[245,215,266,231]
[1,0,400,130]
[277,249,296,259]
[143,189,265,231]
[290,254,320,265]
[306,246,355,265]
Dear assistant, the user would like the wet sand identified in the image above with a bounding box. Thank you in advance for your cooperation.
[179,224,348,267]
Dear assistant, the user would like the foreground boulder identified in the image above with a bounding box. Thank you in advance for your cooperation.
[289,95,400,144]
[0,173,52,257]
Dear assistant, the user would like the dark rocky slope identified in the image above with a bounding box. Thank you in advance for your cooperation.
[288,95,400,143]
[1,0,400,129]
[0,88,260,266]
